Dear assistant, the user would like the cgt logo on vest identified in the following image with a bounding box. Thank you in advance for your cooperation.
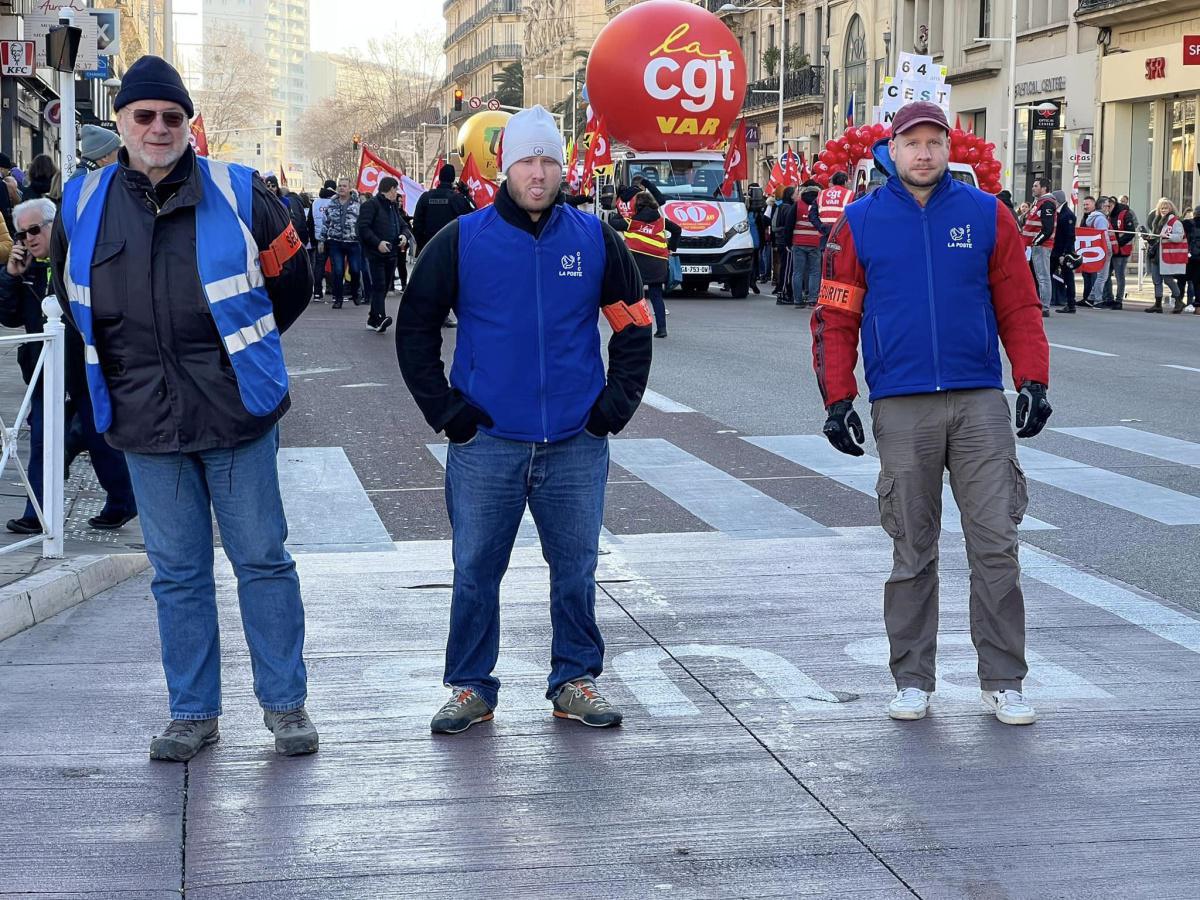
[947,224,973,249]
[559,251,584,277]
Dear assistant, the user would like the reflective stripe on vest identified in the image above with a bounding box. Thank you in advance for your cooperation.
[1021,196,1056,246]
[1162,216,1189,266]
[624,216,670,259]
[792,199,820,247]
[818,185,851,227]
[61,157,289,433]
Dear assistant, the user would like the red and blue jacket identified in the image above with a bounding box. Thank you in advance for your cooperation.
[811,153,1048,406]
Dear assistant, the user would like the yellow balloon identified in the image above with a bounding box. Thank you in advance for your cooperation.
[456,110,511,181]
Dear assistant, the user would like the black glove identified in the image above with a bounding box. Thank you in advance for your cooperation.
[586,405,611,438]
[443,403,493,444]
[822,400,865,456]
[1015,381,1052,438]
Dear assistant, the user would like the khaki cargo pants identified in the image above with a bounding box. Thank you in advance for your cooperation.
[871,389,1029,692]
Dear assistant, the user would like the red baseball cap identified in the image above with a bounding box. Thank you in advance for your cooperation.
[890,101,949,136]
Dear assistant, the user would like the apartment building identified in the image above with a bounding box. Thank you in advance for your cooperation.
[1079,0,1198,220]
[444,0,523,125]
[523,0,606,140]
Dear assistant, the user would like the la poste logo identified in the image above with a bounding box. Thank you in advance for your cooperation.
[586,0,747,152]
[667,201,721,233]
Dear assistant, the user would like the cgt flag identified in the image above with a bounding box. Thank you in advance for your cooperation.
[461,153,498,207]
[721,119,748,196]
[581,116,612,194]
[189,113,209,157]
[356,145,404,196]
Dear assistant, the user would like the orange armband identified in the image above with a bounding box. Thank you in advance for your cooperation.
[602,298,653,332]
[259,222,302,278]
[816,279,865,315]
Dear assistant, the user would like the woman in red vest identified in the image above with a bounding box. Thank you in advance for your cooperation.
[1144,198,1189,313]
[611,191,682,338]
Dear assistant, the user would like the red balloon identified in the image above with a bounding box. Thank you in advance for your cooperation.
[950,128,965,143]
[856,126,873,144]
[585,0,747,152]
[813,161,829,175]
[871,123,886,139]
[816,174,830,188]
[983,142,996,154]
[966,148,980,163]
[825,139,840,153]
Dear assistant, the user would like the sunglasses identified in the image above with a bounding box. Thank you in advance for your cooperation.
[131,108,188,128]
[14,223,47,241]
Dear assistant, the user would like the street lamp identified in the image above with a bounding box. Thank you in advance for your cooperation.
[718,2,786,161]
[535,72,582,145]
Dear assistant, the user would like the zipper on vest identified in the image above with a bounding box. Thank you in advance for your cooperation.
[920,209,941,391]
[534,242,549,442]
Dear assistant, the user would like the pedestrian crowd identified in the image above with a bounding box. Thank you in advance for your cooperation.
[1,53,1192,762]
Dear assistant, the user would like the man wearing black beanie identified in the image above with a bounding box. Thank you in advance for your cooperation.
[50,54,319,763]
[412,162,474,255]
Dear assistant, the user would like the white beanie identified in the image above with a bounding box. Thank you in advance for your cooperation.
[501,105,564,175]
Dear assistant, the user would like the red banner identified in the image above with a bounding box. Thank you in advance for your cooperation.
[356,146,403,196]
[581,117,612,195]
[721,119,747,196]
[461,153,497,207]
[1075,226,1111,274]
[189,114,209,157]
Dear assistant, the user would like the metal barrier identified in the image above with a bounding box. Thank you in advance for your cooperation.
[0,300,65,559]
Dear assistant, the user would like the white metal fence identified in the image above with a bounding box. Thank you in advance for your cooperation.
[0,303,66,559]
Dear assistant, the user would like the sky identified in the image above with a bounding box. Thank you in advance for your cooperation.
[310,0,444,55]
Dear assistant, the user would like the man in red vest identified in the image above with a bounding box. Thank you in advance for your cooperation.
[1021,178,1056,317]
[817,172,853,249]
[791,181,823,307]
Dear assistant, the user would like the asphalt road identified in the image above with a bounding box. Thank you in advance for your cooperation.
[280,280,1200,614]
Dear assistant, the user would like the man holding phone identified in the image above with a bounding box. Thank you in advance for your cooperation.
[358,176,412,334]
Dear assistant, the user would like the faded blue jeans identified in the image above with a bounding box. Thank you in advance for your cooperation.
[791,245,821,304]
[443,429,609,708]
[124,427,307,720]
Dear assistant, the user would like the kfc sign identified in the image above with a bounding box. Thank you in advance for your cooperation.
[1,41,36,77]
[586,0,747,152]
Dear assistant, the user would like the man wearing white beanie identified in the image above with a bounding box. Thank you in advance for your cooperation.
[397,105,652,734]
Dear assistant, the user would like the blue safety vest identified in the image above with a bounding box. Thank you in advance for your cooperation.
[60,158,288,432]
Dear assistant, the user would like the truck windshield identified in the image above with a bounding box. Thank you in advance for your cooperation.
[629,159,742,201]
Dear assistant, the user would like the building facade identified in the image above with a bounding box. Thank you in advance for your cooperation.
[1080,0,1199,221]
[523,0,605,143]
[443,0,523,128]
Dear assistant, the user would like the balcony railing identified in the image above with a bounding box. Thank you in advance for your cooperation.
[444,0,523,50]
[742,67,824,111]
[449,43,522,83]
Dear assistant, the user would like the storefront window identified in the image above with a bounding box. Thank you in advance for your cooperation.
[1129,101,1155,222]
[1163,97,1196,214]
[1014,107,1029,200]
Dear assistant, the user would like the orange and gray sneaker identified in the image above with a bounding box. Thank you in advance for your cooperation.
[430,686,494,734]
[551,678,623,728]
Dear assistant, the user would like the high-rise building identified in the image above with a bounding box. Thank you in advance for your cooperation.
[202,0,309,172]
[443,0,522,129]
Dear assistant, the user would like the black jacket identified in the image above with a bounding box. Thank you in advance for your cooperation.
[608,207,682,286]
[1032,195,1056,247]
[774,196,797,247]
[50,148,312,454]
[0,259,51,384]
[396,184,650,440]
[282,194,310,246]
[1051,205,1076,265]
[411,183,473,252]
[1184,215,1200,258]
[358,194,414,257]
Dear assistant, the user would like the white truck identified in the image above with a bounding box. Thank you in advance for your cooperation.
[612,148,757,298]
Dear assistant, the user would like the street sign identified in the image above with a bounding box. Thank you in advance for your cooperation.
[486,98,501,111]
[1032,100,1061,131]
[44,99,61,126]
[1,41,36,77]
[26,13,99,71]
[1184,35,1200,65]
[468,96,482,110]
[90,9,120,57]
[81,54,110,80]
[745,123,759,145]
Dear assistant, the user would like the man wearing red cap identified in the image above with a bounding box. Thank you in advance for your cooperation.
[810,101,1052,727]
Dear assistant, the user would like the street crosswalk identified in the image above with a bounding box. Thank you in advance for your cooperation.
[406,423,1200,541]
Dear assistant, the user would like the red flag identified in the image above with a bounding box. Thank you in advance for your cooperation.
[356,146,403,196]
[721,119,748,196]
[954,114,962,131]
[189,113,209,157]
[581,117,612,195]
[428,154,445,186]
[461,153,498,207]
[765,157,785,195]
[782,147,800,187]
[279,164,288,189]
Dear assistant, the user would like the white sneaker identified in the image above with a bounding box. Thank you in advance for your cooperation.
[982,690,1037,725]
[887,688,930,721]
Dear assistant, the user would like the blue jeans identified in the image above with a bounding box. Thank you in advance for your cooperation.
[646,282,666,332]
[791,245,820,304]
[758,239,772,279]
[71,388,136,518]
[1106,253,1129,302]
[326,240,362,303]
[124,427,307,720]
[443,429,609,707]
[1031,246,1052,310]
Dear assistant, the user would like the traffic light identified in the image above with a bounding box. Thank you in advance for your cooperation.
[255,143,262,156]
[453,88,464,112]
[275,119,282,136]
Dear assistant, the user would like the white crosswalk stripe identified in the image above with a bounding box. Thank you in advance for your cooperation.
[743,434,1057,532]
[1053,426,1200,468]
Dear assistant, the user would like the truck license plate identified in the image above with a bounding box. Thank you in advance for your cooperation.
[680,265,711,275]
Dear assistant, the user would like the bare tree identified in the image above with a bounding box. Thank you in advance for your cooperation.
[191,25,273,159]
